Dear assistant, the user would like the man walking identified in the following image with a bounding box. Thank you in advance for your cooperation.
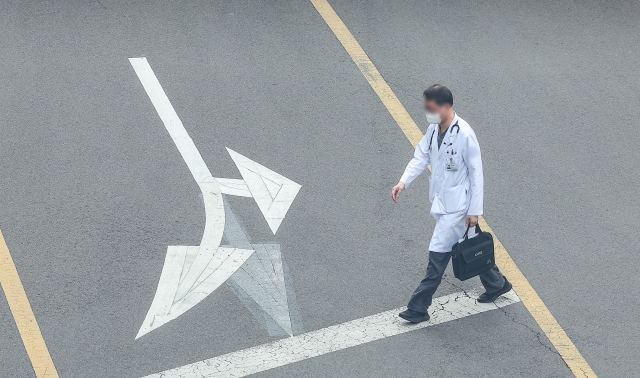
[391,84,512,323]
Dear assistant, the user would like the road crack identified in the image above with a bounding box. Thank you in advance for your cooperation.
[497,305,561,357]
[442,277,565,363]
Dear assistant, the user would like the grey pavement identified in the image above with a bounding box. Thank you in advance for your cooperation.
[0,0,638,377]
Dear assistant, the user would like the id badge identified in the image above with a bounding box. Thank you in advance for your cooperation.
[446,163,458,171]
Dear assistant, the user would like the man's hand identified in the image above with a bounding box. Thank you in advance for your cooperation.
[466,215,479,227]
[391,182,405,203]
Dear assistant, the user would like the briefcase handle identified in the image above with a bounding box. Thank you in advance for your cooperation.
[462,224,482,240]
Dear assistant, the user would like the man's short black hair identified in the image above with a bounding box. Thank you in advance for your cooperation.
[423,84,453,106]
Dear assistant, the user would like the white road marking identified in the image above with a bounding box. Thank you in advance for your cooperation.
[215,178,253,197]
[130,57,254,338]
[227,148,302,234]
[129,58,212,185]
[129,57,302,339]
[229,244,293,336]
[223,199,295,336]
[142,289,520,377]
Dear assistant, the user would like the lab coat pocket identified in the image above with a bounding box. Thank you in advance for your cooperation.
[441,184,467,213]
[428,176,436,202]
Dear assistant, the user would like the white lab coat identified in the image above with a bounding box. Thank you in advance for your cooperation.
[400,114,484,252]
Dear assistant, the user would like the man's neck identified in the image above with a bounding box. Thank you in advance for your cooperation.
[439,111,455,133]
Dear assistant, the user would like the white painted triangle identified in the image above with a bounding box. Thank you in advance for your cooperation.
[136,246,254,339]
[226,148,301,234]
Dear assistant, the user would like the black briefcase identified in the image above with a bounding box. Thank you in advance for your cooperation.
[451,224,495,281]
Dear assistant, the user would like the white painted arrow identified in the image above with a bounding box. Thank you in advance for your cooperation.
[129,57,301,338]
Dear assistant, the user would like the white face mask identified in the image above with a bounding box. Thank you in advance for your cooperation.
[425,112,441,124]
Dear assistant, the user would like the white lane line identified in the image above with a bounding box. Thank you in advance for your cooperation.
[143,289,520,378]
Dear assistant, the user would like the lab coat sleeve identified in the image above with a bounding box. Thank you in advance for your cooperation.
[399,131,431,188]
[464,131,484,215]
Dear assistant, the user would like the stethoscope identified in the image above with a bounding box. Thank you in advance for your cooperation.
[428,121,460,151]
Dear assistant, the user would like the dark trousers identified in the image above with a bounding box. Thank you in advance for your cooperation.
[407,251,505,313]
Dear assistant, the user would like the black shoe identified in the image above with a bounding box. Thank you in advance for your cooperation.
[398,309,430,323]
[477,277,513,303]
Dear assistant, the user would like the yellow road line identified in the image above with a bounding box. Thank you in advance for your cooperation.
[0,229,59,377]
[309,0,597,376]
[309,0,423,146]
[479,218,597,377]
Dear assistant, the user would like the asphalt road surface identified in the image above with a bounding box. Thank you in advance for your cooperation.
[1,0,639,377]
